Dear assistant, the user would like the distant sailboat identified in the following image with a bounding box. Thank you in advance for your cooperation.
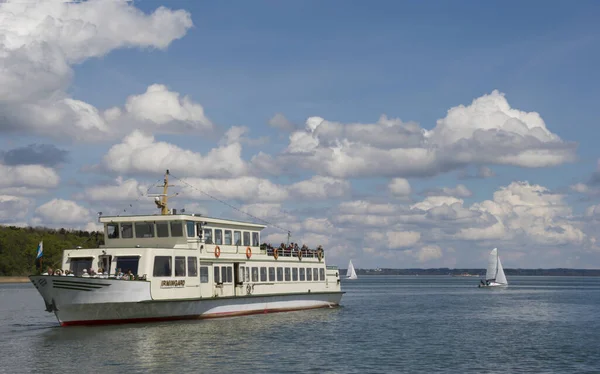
[478,248,508,288]
[346,260,358,280]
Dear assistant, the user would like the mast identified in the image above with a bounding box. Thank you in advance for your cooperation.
[154,170,172,215]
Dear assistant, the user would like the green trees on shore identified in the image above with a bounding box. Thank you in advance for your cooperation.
[0,226,103,276]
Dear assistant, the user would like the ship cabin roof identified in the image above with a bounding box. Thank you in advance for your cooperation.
[98,214,266,249]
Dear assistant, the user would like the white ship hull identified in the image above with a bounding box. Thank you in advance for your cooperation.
[478,282,508,288]
[30,276,343,326]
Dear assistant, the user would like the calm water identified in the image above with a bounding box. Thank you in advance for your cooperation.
[1,276,599,373]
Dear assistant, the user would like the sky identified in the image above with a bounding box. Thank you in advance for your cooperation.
[1,0,600,269]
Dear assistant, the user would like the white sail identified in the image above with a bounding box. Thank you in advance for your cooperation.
[495,256,508,285]
[485,248,498,281]
[346,260,358,280]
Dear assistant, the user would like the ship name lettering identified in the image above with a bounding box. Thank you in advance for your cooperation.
[160,280,185,288]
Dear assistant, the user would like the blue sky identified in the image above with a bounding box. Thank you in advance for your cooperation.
[1,0,599,269]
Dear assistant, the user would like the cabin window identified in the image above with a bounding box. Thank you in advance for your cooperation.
[240,266,245,283]
[251,267,259,282]
[170,222,183,237]
[69,257,93,276]
[252,232,259,247]
[313,268,319,281]
[292,268,298,281]
[121,223,133,239]
[200,266,209,283]
[319,268,325,281]
[214,267,221,284]
[135,222,154,238]
[224,230,232,245]
[175,256,186,277]
[245,266,250,282]
[215,229,223,245]
[204,229,213,244]
[115,256,139,276]
[260,267,267,282]
[243,232,250,246]
[186,221,195,238]
[153,256,172,277]
[306,267,312,281]
[156,222,169,237]
[284,267,291,281]
[299,268,305,281]
[268,267,275,282]
[276,267,283,281]
[187,257,198,277]
[107,223,119,239]
[234,231,241,245]
[226,266,233,283]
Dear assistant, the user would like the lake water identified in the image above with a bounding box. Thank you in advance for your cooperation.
[1,276,599,373]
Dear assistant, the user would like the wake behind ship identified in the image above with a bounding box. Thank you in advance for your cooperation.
[29,170,343,326]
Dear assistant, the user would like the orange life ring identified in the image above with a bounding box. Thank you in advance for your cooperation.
[273,248,279,260]
[297,250,302,260]
[214,246,221,258]
[246,247,252,259]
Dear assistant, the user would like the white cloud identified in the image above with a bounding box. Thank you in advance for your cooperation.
[268,113,295,132]
[34,198,93,225]
[122,84,213,131]
[410,245,443,263]
[388,178,411,197]
[268,91,575,178]
[0,163,60,190]
[421,184,472,198]
[0,195,34,222]
[289,176,350,199]
[76,177,149,202]
[0,0,195,141]
[101,131,248,178]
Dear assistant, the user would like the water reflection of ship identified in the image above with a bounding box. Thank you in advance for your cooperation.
[38,308,340,370]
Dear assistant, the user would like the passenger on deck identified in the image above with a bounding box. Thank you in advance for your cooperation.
[82,269,90,277]
[42,267,53,275]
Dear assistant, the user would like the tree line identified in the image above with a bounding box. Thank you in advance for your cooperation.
[0,225,104,276]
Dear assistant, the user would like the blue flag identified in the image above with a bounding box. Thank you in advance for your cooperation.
[36,241,43,259]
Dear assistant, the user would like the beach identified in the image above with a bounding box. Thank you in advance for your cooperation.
[0,276,30,284]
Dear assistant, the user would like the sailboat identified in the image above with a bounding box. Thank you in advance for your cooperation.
[346,260,358,280]
[478,248,508,288]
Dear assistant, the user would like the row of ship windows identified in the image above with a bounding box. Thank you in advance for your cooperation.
[106,221,260,246]
[152,256,326,283]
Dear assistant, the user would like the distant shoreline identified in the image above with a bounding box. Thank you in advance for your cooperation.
[0,276,30,284]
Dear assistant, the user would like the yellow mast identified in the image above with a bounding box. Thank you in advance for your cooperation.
[154,169,172,215]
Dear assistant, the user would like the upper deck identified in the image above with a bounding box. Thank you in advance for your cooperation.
[99,214,266,249]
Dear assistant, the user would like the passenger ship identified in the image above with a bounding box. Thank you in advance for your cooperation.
[29,171,343,326]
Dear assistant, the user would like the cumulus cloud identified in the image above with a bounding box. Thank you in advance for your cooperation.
[0,163,60,191]
[388,178,412,197]
[421,184,472,198]
[0,0,195,141]
[0,195,34,222]
[266,91,576,178]
[100,131,248,178]
[33,198,93,226]
[268,113,295,132]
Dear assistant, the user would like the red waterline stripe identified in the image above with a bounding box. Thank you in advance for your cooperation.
[59,304,338,327]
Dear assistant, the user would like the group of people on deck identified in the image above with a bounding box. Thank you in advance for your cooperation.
[43,266,138,279]
[262,242,324,258]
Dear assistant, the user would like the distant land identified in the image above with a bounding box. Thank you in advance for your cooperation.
[341,268,600,277]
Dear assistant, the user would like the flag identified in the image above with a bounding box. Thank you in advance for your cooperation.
[35,241,43,270]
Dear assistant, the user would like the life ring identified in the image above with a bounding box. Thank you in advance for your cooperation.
[297,250,302,260]
[273,248,279,260]
[317,249,323,261]
[246,247,252,259]
[214,246,221,258]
